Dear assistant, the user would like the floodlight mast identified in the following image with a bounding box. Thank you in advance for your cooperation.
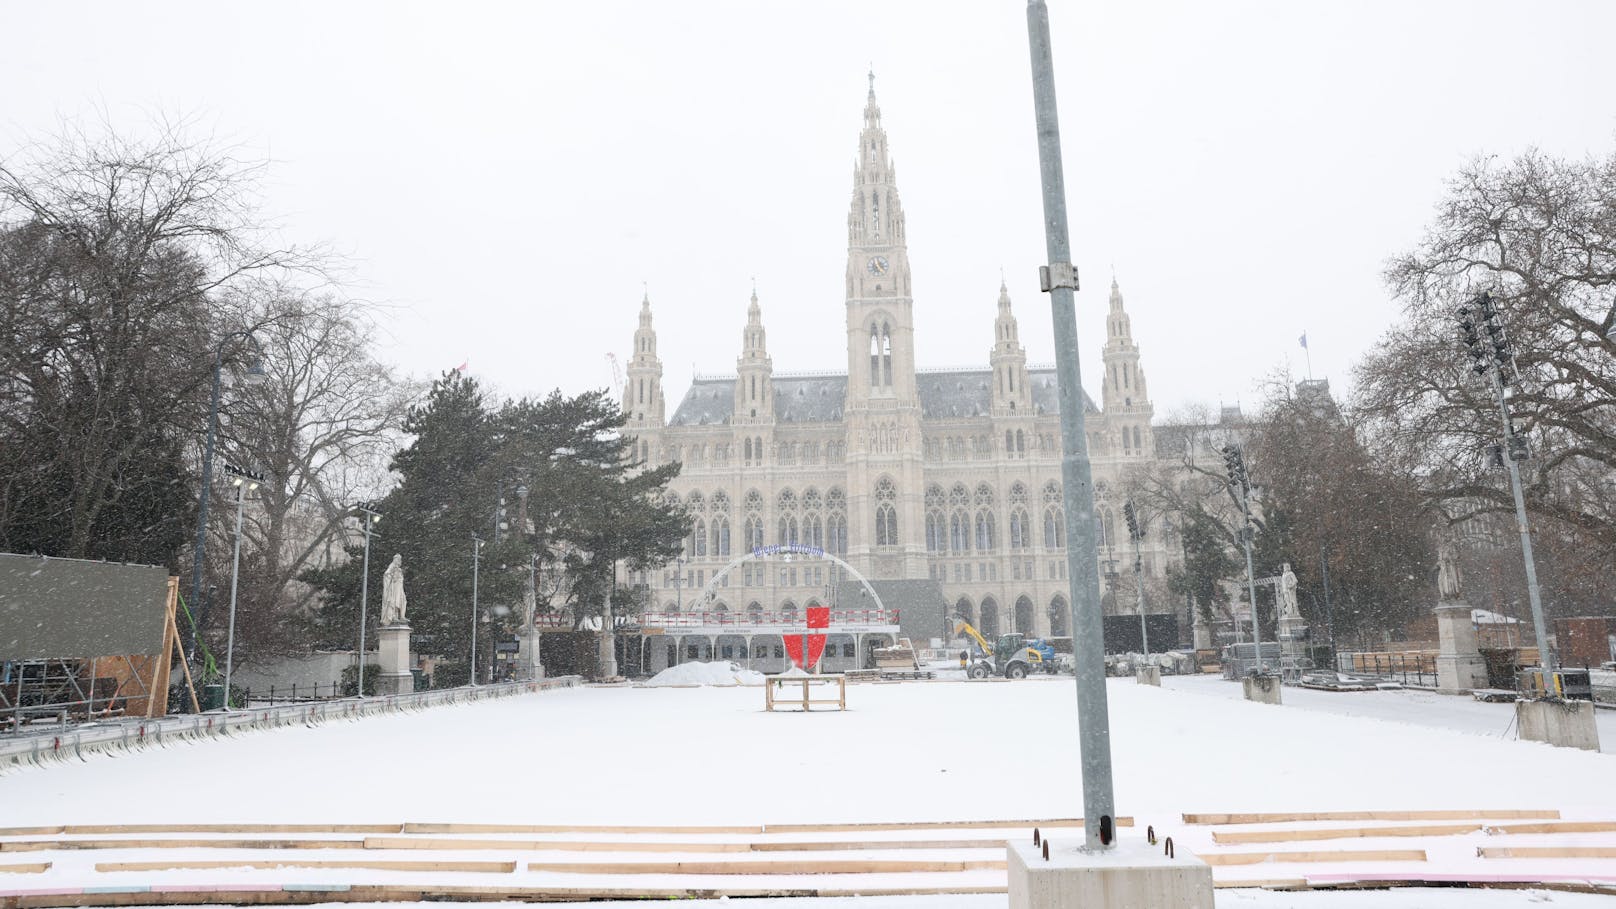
[1026,0,1115,851]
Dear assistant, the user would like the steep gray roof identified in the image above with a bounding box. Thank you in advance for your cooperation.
[670,368,1097,426]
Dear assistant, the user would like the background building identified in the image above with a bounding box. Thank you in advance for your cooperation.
[622,79,1172,661]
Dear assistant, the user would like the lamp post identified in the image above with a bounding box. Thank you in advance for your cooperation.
[221,464,263,708]
[187,332,265,662]
[470,535,483,686]
[354,505,381,696]
[1026,0,1114,849]
[1222,444,1266,673]
[1124,502,1148,658]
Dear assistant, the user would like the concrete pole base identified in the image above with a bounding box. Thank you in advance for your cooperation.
[376,623,412,695]
[1135,665,1161,686]
[1242,674,1282,705]
[1008,839,1213,909]
[1516,699,1601,751]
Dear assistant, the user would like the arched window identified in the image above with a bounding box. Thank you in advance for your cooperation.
[1010,509,1028,549]
[874,477,898,547]
[1015,429,1025,452]
[712,517,730,557]
[948,484,970,552]
[881,322,893,386]
[694,519,707,557]
[1133,425,1143,452]
[1043,482,1065,550]
[975,511,995,550]
[869,323,881,387]
[778,516,799,546]
[828,488,848,554]
[747,602,763,624]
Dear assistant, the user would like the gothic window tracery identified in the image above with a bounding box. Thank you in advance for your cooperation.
[827,487,849,555]
[874,478,898,547]
[1043,481,1065,549]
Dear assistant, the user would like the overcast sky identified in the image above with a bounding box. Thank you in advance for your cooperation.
[6,1,1614,418]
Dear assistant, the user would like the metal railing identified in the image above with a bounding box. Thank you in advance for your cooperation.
[0,676,579,773]
[638,609,900,629]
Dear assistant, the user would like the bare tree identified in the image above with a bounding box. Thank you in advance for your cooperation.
[1356,147,1616,614]
[0,119,315,565]
[207,286,410,660]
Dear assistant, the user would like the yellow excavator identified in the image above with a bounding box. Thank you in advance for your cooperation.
[952,618,1059,679]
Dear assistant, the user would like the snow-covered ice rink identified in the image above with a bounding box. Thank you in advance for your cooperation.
[2,674,1613,907]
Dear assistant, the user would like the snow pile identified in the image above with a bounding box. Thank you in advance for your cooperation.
[643,660,765,687]
[775,665,811,678]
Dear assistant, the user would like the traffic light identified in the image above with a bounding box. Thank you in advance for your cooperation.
[1123,501,1142,543]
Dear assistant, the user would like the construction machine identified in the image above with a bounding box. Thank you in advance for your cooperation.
[952,618,1064,679]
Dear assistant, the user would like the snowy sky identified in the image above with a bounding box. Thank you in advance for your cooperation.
[5,1,1614,416]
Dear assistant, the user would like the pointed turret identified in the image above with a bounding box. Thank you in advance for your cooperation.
[733,287,774,425]
[1100,277,1154,457]
[623,291,665,465]
[990,279,1031,417]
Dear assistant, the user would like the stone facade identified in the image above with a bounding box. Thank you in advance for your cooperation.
[622,78,1171,641]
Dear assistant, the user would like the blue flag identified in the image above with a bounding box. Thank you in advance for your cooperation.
[1299,332,1308,349]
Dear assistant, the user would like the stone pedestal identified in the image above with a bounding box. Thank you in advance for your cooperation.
[1516,699,1601,751]
[1434,603,1488,694]
[1135,666,1161,686]
[1242,674,1282,705]
[1192,613,1212,651]
[1008,839,1213,909]
[376,623,413,696]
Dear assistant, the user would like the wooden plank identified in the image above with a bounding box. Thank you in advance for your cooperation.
[364,837,747,853]
[1201,849,1427,866]
[401,823,764,835]
[1212,823,1482,845]
[0,838,364,852]
[0,884,1020,906]
[1488,821,1616,836]
[1212,878,1309,890]
[1185,809,1559,825]
[0,827,65,837]
[1480,846,1616,859]
[749,838,1009,852]
[0,862,51,873]
[94,860,515,873]
[763,817,1131,833]
[526,858,1007,874]
[62,825,401,835]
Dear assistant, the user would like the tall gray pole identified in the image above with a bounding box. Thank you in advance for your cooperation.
[1027,0,1115,850]
[222,481,247,707]
[1133,540,1149,659]
[1490,369,1553,671]
[355,506,379,697]
[1240,519,1265,672]
[189,351,227,657]
[470,536,482,686]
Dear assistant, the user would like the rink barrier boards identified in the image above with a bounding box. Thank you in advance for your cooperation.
[0,677,581,773]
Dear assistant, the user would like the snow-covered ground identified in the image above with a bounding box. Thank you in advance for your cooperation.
[1163,673,1616,753]
[2,673,1612,907]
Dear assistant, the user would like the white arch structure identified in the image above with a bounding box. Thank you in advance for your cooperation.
[697,544,885,612]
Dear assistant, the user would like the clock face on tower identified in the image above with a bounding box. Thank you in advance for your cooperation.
[867,256,890,276]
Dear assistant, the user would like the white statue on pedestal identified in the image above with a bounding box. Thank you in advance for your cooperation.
[1279,562,1300,620]
[1437,534,1463,602]
[380,554,408,625]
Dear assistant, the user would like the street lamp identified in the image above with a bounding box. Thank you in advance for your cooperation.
[188,332,266,663]
[354,505,381,697]
[221,463,263,708]
[470,535,483,686]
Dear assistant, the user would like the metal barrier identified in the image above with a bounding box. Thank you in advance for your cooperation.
[1336,651,1436,688]
[0,676,579,774]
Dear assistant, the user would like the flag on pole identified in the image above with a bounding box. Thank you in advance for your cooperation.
[1298,332,1308,350]
[455,359,468,373]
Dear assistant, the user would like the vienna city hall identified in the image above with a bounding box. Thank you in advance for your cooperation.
[619,80,1173,674]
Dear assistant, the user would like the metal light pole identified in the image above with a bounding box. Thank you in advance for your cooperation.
[188,332,264,662]
[1125,503,1148,658]
[1458,293,1554,672]
[1319,541,1336,653]
[470,535,483,686]
[1027,0,1115,850]
[1223,445,1266,673]
[221,464,261,708]
[355,505,381,696]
